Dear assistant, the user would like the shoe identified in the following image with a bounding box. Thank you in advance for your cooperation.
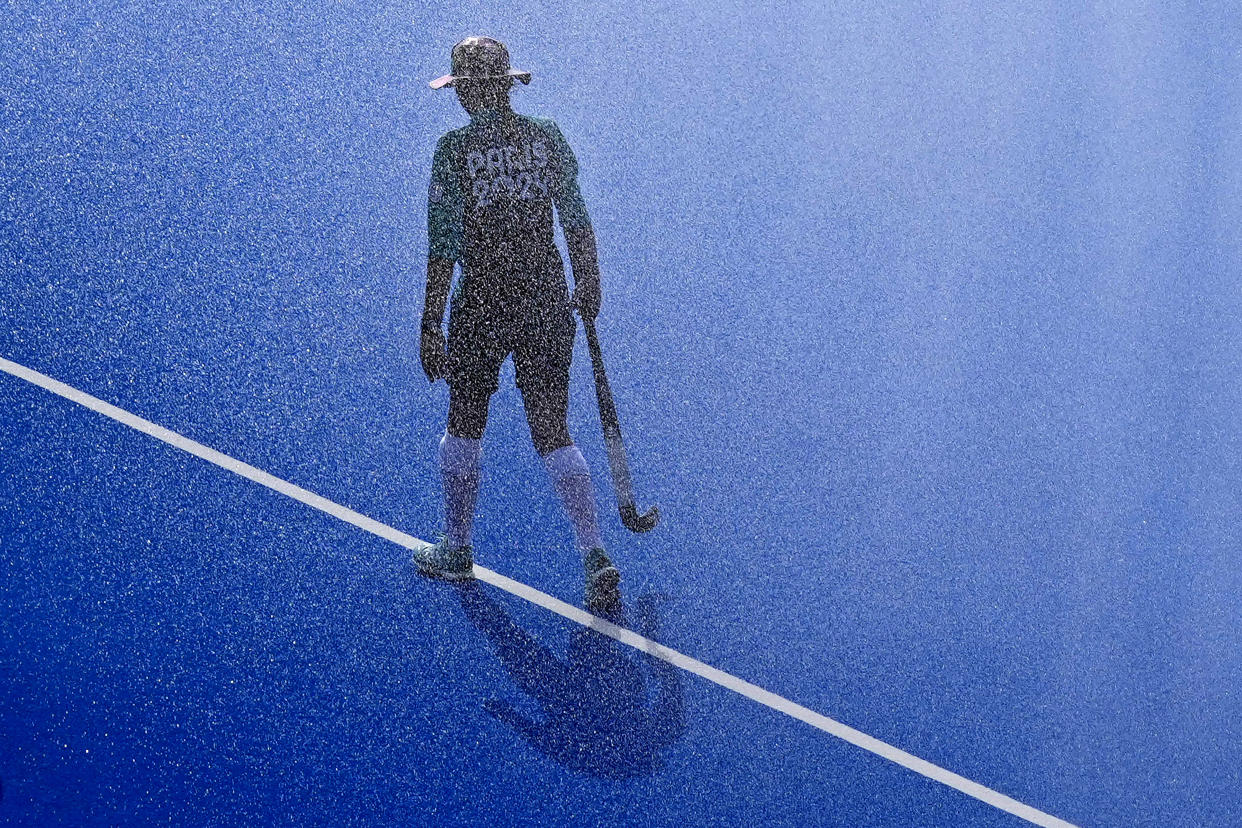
[584,547,620,610]
[414,536,474,581]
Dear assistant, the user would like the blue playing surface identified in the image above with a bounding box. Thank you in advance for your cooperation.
[3,2,1241,825]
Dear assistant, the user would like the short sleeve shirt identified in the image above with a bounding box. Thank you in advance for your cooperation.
[427,109,591,301]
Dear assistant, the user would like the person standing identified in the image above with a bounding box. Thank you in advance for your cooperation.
[415,36,619,609]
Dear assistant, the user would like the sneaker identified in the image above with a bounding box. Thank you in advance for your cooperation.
[414,536,474,581]
[584,547,620,610]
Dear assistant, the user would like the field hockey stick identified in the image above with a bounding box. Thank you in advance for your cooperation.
[582,318,659,533]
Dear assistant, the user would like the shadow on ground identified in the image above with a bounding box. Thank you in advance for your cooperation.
[458,585,686,779]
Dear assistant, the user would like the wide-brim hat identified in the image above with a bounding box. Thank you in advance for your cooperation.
[429,36,532,90]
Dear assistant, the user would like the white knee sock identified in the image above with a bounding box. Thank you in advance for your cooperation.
[440,433,482,549]
[543,445,603,552]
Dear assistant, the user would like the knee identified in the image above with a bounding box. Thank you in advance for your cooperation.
[448,391,490,440]
[531,424,572,457]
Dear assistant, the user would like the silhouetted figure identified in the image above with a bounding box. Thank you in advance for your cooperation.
[415,36,620,611]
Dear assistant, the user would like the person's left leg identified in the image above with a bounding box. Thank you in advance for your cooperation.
[522,381,604,555]
[515,307,603,552]
[523,385,619,607]
[515,309,618,607]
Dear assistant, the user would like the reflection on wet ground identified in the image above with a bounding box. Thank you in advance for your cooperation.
[458,586,685,779]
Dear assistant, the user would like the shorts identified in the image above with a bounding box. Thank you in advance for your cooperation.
[446,295,576,400]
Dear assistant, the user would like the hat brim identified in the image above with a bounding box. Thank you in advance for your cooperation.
[429,69,532,90]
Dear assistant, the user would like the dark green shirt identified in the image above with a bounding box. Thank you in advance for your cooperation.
[428,108,591,302]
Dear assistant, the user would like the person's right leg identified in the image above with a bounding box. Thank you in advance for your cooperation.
[415,306,501,580]
[415,388,491,580]
[441,389,490,550]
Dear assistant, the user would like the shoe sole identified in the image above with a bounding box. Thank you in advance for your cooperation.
[585,565,621,607]
[588,565,620,592]
[417,565,475,582]
[414,550,475,582]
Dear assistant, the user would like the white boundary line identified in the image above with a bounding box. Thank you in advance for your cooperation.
[0,356,1076,828]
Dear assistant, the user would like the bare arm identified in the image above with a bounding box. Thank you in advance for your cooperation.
[543,120,601,320]
[565,226,601,320]
[565,225,600,283]
[422,256,455,331]
[420,256,455,382]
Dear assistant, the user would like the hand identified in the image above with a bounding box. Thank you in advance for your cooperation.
[572,276,601,322]
[420,325,448,383]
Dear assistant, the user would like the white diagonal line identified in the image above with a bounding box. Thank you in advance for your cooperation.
[0,355,1077,828]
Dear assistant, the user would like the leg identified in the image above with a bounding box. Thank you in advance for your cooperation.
[523,379,619,609]
[441,304,503,549]
[512,300,576,457]
[441,388,490,549]
[415,388,489,579]
[540,438,604,553]
[448,387,490,441]
[514,312,602,552]
[513,303,575,457]
[522,382,601,552]
[515,306,619,609]
[523,388,573,458]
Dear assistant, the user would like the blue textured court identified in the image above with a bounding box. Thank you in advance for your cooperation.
[3,2,1241,826]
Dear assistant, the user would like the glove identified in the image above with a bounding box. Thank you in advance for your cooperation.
[572,276,601,322]
[420,325,448,383]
